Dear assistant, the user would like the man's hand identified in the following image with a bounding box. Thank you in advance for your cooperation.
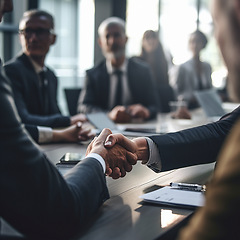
[52,122,95,142]
[86,128,137,179]
[104,133,150,165]
[70,113,87,125]
[127,104,150,120]
[171,106,191,119]
[109,106,131,123]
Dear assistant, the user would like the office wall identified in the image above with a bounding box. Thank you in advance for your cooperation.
[94,0,112,65]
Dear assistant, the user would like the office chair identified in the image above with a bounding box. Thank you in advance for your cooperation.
[64,88,81,116]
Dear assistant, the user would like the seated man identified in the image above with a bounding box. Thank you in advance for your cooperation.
[78,17,158,123]
[0,1,137,239]
[4,9,85,128]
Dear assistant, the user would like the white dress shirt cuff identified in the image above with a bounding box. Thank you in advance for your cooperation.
[86,153,106,173]
[145,137,162,173]
[37,126,53,143]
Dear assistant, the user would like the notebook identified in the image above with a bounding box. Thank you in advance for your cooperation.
[194,88,226,120]
[86,112,157,137]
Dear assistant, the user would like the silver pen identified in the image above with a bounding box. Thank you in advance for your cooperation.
[170,182,206,192]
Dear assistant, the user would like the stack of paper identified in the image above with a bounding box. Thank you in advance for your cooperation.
[140,186,205,208]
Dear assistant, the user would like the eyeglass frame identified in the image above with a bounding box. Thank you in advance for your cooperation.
[18,28,55,38]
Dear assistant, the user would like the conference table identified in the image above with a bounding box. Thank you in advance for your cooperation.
[2,104,237,239]
[42,109,215,240]
[44,146,214,240]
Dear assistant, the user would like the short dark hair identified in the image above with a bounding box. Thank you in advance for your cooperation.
[190,30,208,48]
[19,9,54,29]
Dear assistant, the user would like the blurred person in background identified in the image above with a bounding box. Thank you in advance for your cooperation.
[78,17,158,123]
[174,30,212,109]
[138,30,175,113]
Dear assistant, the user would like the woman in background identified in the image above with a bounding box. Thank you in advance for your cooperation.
[139,30,175,113]
[175,30,212,109]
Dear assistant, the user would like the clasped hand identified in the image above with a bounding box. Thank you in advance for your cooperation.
[109,104,150,123]
[86,128,138,179]
[87,128,150,179]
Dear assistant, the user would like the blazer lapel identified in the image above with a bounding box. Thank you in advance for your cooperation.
[19,53,46,113]
[101,62,110,108]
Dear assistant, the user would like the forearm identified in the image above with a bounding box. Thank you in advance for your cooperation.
[149,121,230,171]
[20,111,71,128]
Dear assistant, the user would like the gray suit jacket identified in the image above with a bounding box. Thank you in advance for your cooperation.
[175,59,212,108]
[3,53,70,128]
[0,68,109,239]
[78,58,158,119]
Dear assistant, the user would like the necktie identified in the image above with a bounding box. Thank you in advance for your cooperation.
[197,74,204,90]
[114,70,123,106]
[39,70,49,114]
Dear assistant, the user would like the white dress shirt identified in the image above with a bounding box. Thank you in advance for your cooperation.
[145,137,162,172]
[106,58,132,109]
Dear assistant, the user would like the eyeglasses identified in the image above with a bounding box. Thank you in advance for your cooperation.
[19,28,55,38]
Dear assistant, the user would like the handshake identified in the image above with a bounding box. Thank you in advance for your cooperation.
[86,128,149,179]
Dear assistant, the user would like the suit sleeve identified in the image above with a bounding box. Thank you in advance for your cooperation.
[24,123,39,143]
[178,119,240,240]
[149,106,240,171]
[3,64,71,128]
[0,69,109,240]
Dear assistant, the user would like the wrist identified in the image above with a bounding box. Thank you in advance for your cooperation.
[133,137,149,163]
[52,130,64,142]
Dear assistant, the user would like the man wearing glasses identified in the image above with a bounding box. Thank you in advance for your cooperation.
[4,10,86,130]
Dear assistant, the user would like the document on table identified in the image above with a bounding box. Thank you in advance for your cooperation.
[140,186,205,209]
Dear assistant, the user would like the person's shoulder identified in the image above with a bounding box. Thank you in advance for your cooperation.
[180,59,192,66]
[87,60,106,72]
[86,60,106,78]
[178,59,193,71]
[202,61,212,69]
[128,57,151,70]
[45,65,56,75]
[4,52,29,69]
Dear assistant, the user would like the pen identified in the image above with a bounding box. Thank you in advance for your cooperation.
[170,182,206,192]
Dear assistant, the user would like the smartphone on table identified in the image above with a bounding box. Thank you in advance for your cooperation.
[57,152,83,165]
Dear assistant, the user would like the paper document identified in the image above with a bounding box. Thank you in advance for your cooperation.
[140,186,205,208]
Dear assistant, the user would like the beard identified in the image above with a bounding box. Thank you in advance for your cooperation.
[102,47,125,60]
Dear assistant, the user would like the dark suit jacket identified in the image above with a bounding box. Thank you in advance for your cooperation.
[3,53,70,128]
[24,124,39,142]
[149,106,240,171]
[78,58,158,119]
[0,68,109,239]
[178,119,240,240]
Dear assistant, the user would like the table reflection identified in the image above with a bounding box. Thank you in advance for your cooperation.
[161,209,185,228]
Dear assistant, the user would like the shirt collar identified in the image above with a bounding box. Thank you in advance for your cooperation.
[27,55,47,74]
[106,58,128,75]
